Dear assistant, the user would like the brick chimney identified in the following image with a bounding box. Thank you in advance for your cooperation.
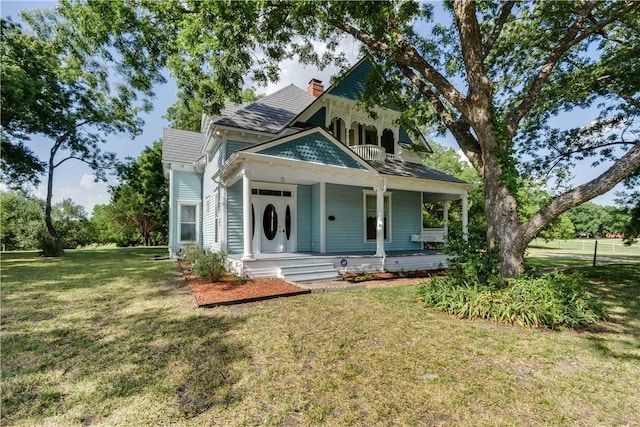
[307,78,324,97]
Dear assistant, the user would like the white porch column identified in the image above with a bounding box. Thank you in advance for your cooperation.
[320,181,326,253]
[443,201,449,242]
[375,179,386,257]
[220,184,228,252]
[461,194,469,242]
[242,170,254,260]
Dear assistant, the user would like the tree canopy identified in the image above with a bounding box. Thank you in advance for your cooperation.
[1,13,150,255]
[56,0,640,276]
[109,140,168,246]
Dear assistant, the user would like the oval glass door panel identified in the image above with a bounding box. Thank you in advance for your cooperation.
[285,205,291,240]
[251,204,255,239]
[263,204,278,240]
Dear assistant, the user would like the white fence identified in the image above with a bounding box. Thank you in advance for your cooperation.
[530,239,640,256]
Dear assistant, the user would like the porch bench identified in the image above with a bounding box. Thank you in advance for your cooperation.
[411,228,446,244]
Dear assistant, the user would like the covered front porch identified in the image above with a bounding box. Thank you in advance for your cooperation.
[216,127,472,281]
[228,249,449,283]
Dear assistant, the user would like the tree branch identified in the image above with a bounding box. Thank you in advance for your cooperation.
[539,140,636,180]
[483,1,516,59]
[396,63,484,172]
[330,19,469,116]
[453,0,493,107]
[523,142,640,241]
[54,155,95,169]
[505,1,639,137]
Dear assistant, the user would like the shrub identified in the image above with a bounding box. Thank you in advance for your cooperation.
[180,244,206,263]
[417,272,606,329]
[39,236,63,257]
[180,245,228,282]
[192,250,228,282]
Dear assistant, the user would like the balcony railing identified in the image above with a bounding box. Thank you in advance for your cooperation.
[350,144,398,161]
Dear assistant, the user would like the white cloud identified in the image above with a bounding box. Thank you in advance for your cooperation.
[80,173,99,189]
[259,38,361,95]
[34,173,111,215]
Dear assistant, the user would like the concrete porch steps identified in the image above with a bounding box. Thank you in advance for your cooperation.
[279,263,342,283]
[243,262,342,283]
[244,266,280,279]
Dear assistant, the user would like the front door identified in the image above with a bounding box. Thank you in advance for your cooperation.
[253,187,296,253]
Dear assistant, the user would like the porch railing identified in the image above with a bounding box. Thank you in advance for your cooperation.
[351,144,386,161]
[411,227,447,243]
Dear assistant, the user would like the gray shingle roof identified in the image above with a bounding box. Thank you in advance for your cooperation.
[162,128,205,164]
[368,159,468,184]
[214,85,316,133]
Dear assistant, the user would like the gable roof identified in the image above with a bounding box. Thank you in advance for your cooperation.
[325,57,374,101]
[242,127,371,171]
[162,128,205,164]
[213,84,315,134]
[367,158,468,184]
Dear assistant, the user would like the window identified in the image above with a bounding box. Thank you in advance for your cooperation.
[214,190,220,243]
[364,129,377,145]
[179,204,198,242]
[364,192,391,242]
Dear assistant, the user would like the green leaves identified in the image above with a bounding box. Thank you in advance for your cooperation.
[417,271,607,329]
[107,140,168,246]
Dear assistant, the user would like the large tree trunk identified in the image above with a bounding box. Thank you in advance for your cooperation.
[142,218,150,246]
[45,153,64,256]
[477,124,529,278]
[484,182,528,279]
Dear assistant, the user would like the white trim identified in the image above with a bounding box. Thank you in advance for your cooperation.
[461,193,469,242]
[177,201,200,245]
[220,185,228,251]
[169,169,174,256]
[250,182,299,254]
[320,182,326,253]
[362,190,392,244]
[242,170,254,260]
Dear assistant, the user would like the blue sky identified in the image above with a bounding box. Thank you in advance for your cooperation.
[2,0,623,213]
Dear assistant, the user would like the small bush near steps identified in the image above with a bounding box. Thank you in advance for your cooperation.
[417,271,607,329]
[180,245,228,282]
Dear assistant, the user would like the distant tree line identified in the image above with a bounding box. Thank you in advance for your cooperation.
[420,142,635,244]
[1,141,168,252]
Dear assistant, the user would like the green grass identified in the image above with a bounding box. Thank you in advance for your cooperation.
[2,248,639,425]
[529,238,640,256]
[526,239,640,271]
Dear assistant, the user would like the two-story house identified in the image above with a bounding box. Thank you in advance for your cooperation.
[162,58,471,282]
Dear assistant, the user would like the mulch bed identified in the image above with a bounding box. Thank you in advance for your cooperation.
[342,269,448,283]
[180,261,310,307]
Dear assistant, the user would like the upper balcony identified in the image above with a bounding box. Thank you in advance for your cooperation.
[350,144,397,162]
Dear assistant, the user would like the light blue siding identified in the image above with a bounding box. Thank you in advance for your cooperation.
[325,184,366,253]
[323,185,422,253]
[311,184,321,252]
[226,180,243,254]
[297,185,312,252]
[202,145,224,251]
[388,190,423,251]
[227,140,254,159]
[169,170,202,257]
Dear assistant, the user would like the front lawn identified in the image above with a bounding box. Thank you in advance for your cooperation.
[2,248,639,425]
